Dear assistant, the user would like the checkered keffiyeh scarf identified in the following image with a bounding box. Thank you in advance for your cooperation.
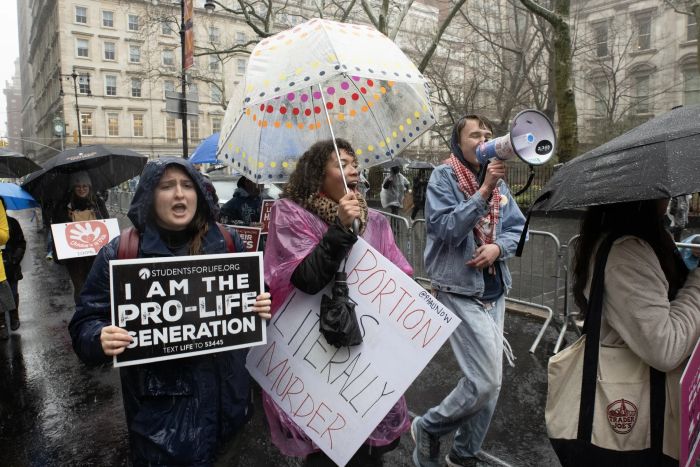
[448,154,500,245]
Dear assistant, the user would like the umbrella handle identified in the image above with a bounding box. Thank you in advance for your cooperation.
[352,218,360,235]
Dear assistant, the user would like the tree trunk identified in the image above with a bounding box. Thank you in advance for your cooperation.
[521,0,578,162]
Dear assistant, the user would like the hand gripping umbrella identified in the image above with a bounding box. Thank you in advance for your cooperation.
[217,18,436,184]
[22,144,147,202]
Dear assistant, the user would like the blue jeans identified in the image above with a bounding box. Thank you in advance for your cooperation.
[421,292,505,459]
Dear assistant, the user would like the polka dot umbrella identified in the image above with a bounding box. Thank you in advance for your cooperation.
[217,18,435,183]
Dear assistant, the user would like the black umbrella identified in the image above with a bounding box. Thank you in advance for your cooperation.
[407,160,435,169]
[378,157,409,168]
[22,145,147,202]
[531,105,700,212]
[0,149,41,178]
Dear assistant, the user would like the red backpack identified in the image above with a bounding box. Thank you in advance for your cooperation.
[117,224,236,259]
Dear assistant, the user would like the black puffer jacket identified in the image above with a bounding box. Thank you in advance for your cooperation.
[69,157,248,466]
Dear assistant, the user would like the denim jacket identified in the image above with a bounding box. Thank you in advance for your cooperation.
[424,164,526,298]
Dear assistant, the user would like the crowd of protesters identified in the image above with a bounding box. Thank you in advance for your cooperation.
[2,108,698,467]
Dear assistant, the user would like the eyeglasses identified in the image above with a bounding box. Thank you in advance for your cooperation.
[74,184,90,189]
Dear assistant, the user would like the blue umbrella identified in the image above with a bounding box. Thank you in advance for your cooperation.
[190,133,220,164]
[0,182,40,210]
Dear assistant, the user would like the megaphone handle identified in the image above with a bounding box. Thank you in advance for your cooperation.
[477,160,490,187]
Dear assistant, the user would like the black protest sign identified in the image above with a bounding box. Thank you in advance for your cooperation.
[110,252,266,367]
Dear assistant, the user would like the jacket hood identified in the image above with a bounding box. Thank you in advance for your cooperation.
[127,157,220,231]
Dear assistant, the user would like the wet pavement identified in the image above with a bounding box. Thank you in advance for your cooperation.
[0,210,622,466]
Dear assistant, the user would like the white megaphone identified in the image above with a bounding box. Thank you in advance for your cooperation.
[476,109,556,168]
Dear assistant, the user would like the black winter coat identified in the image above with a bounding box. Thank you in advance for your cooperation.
[68,158,250,466]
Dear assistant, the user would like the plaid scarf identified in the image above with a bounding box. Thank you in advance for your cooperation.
[448,154,500,245]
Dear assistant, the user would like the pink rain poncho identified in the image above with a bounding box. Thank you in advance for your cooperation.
[263,198,413,457]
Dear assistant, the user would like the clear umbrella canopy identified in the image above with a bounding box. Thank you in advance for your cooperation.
[217,18,435,183]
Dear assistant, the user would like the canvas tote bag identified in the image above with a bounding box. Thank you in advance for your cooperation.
[545,235,676,466]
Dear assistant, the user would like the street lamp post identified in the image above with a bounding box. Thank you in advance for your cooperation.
[59,67,91,147]
[179,0,189,158]
[153,0,216,157]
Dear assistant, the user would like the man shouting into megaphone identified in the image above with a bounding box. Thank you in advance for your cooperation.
[410,114,527,467]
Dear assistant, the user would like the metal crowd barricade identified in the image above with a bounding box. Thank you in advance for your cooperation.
[378,211,412,259]
[506,230,564,353]
[410,218,429,287]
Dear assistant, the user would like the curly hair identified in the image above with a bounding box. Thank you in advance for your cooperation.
[283,138,356,207]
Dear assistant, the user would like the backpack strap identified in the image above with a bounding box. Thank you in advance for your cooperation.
[117,227,140,260]
[217,223,236,253]
[117,224,234,259]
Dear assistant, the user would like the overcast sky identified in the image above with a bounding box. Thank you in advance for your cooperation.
[0,2,20,138]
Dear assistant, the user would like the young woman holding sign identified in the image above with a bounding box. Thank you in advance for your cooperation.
[68,157,272,466]
[51,172,110,303]
[263,139,412,466]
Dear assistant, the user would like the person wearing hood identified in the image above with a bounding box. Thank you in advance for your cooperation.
[68,157,272,466]
[263,139,413,466]
[411,115,526,467]
[51,171,109,303]
[220,176,269,226]
[380,165,410,216]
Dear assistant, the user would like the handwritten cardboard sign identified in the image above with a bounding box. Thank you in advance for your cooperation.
[110,252,266,367]
[246,238,460,466]
[681,339,700,467]
[51,218,120,260]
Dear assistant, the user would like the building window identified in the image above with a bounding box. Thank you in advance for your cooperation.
[684,68,700,105]
[107,112,119,137]
[210,84,222,103]
[593,22,608,57]
[635,13,652,51]
[235,31,246,45]
[80,112,93,136]
[211,116,222,134]
[104,42,116,61]
[129,45,141,63]
[633,74,651,114]
[189,83,198,98]
[78,74,91,94]
[163,79,175,99]
[166,118,177,142]
[236,58,247,75]
[162,49,175,67]
[105,75,117,96]
[102,10,114,28]
[161,21,174,35]
[76,38,89,58]
[689,15,698,42]
[131,78,142,97]
[75,6,87,24]
[128,14,140,32]
[209,26,220,43]
[132,114,144,137]
[189,118,199,142]
[592,79,608,118]
[209,56,220,72]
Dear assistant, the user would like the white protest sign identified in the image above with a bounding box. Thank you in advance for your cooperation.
[51,218,120,260]
[246,238,460,466]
